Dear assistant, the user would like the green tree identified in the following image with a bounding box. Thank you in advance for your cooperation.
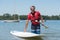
[12,14,19,20]
[3,13,11,20]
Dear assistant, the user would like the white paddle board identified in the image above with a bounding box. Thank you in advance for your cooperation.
[10,31,45,39]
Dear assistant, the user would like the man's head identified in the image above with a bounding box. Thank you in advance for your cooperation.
[30,6,35,13]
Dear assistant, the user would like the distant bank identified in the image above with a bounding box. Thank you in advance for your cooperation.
[0,13,60,20]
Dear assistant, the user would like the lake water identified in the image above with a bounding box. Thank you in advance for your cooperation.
[0,20,60,40]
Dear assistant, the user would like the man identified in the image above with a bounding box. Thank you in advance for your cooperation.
[24,6,47,34]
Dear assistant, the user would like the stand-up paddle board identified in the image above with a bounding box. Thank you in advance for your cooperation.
[10,31,45,39]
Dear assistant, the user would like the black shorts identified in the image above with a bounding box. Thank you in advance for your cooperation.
[31,24,40,34]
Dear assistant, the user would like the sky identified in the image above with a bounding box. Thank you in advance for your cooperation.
[0,0,60,16]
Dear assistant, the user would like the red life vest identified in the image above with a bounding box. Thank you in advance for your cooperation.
[28,11,41,25]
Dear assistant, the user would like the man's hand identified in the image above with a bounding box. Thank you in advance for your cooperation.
[24,20,29,32]
[24,29,26,32]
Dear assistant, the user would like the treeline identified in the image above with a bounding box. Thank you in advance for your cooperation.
[0,13,60,20]
[42,15,60,20]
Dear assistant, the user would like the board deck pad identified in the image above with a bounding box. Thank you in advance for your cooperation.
[10,31,45,39]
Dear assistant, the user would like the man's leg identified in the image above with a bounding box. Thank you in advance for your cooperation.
[36,24,40,34]
[36,29,40,34]
[31,24,36,34]
[31,28,40,34]
[31,24,40,34]
[31,29,36,33]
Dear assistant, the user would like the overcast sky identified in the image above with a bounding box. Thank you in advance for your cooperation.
[0,0,60,16]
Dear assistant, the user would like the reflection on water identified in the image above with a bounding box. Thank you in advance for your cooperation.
[24,37,43,40]
[14,33,60,40]
[11,32,60,40]
[12,36,44,40]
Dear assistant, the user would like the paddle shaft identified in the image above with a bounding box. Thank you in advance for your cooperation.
[40,22,48,29]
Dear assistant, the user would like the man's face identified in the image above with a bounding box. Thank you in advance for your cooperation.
[30,6,35,12]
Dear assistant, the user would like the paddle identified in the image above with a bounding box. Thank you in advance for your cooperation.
[40,22,48,29]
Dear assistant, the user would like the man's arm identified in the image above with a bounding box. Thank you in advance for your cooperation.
[40,16,44,23]
[24,20,29,32]
[39,13,48,29]
[40,16,48,29]
[24,13,31,32]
